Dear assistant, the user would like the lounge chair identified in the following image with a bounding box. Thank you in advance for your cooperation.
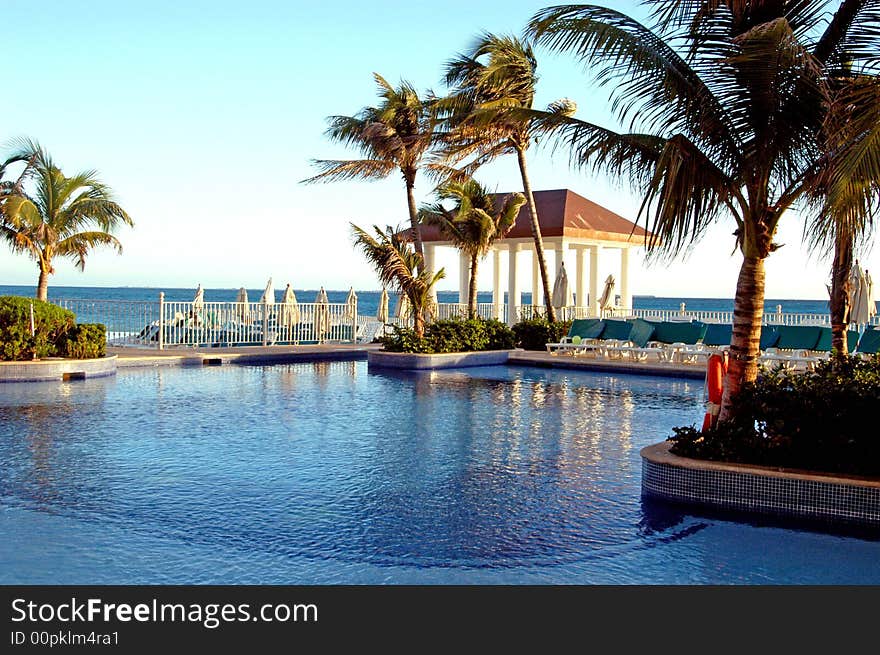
[854,328,880,359]
[553,319,638,358]
[626,320,707,363]
[807,327,860,362]
[604,319,657,360]
[685,323,732,362]
[545,318,604,354]
[759,325,823,369]
[760,324,780,351]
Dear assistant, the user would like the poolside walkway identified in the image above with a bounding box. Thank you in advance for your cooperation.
[507,351,707,379]
[109,343,383,368]
[108,344,707,379]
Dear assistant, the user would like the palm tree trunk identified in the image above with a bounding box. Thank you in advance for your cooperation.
[36,266,50,302]
[405,179,425,270]
[829,233,853,356]
[718,255,766,424]
[468,253,479,319]
[413,302,425,340]
[514,146,556,323]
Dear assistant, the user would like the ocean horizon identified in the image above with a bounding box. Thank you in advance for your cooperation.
[0,284,838,319]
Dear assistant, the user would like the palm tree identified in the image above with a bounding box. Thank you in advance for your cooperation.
[439,34,576,322]
[807,75,880,355]
[1,140,133,301]
[420,180,526,318]
[304,74,440,266]
[527,1,880,422]
[350,223,445,338]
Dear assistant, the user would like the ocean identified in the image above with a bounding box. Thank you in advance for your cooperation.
[0,284,834,318]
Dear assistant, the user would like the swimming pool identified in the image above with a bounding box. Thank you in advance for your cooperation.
[1,361,878,584]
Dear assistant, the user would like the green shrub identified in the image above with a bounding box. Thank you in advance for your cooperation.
[379,318,516,354]
[669,357,880,477]
[0,296,75,361]
[512,317,572,350]
[483,318,517,350]
[60,323,106,359]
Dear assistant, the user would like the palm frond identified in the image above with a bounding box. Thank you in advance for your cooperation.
[301,159,397,184]
[527,4,743,168]
[55,231,123,270]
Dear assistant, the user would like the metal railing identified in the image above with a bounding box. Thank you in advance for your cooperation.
[435,302,502,321]
[53,296,359,348]
[52,298,161,345]
[53,295,879,349]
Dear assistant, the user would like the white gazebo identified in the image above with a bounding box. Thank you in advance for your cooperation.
[416,188,651,325]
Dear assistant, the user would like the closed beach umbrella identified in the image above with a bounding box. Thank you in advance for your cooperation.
[850,261,871,325]
[343,286,357,321]
[260,277,275,306]
[866,270,876,321]
[192,284,205,310]
[280,283,300,326]
[314,287,330,337]
[377,288,389,323]
[235,286,251,322]
[393,292,409,322]
[551,262,572,311]
[598,275,616,314]
[191,284,205,326]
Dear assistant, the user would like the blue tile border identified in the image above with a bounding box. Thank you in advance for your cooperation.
[641,442,880,527]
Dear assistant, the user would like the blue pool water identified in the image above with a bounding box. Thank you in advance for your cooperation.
[1,362,878,584]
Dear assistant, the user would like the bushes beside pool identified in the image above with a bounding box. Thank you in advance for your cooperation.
[0,295,106,361]
[379,317,516,354]
[669,356,880,477]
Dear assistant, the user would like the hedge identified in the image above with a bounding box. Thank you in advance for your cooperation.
[0,296,76,361]
[669,356,880,477]
[512,317,572,351]
[380,318,516,354]
[59,323,107,359]
[0,296,106,361]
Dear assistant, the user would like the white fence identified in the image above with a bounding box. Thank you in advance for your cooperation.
[53,296,359,348]
[52,296,880,349]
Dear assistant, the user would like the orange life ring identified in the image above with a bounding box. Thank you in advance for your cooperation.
[701,352,728,431]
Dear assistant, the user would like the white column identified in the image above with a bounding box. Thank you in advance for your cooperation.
[531,250,540,309]
[492,248,502,320]
[589,245,601,317]
[575,246,587,312]
[459,250,469,307]
[424,244,436,275]
[620,247,632,312]
[424,244,438,314]
[555,242,565,275]
[507,243,521,326]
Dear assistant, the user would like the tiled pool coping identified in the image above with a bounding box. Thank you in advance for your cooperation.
[641,441,880,527]
[367,349,512,369]
[0,355,118,382]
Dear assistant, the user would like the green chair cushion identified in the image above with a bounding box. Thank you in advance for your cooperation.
[775,325,822,351]
[760,325,780,350]
[856,329,880,355]
[651,321,706,345]
[567,318,601,340]
[581,319,605,340]
[600,319,634,341]
[814,327,860,353]
[627,318,655,348]
[702,323,732,347]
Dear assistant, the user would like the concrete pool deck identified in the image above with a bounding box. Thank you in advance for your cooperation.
[109,345,708,378]
[109,343,383,368]
[507,351,707,379]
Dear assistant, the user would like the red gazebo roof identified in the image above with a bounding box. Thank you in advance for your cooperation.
[415,188,650,245]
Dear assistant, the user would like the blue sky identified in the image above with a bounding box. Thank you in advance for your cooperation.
[1,0,875,298]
